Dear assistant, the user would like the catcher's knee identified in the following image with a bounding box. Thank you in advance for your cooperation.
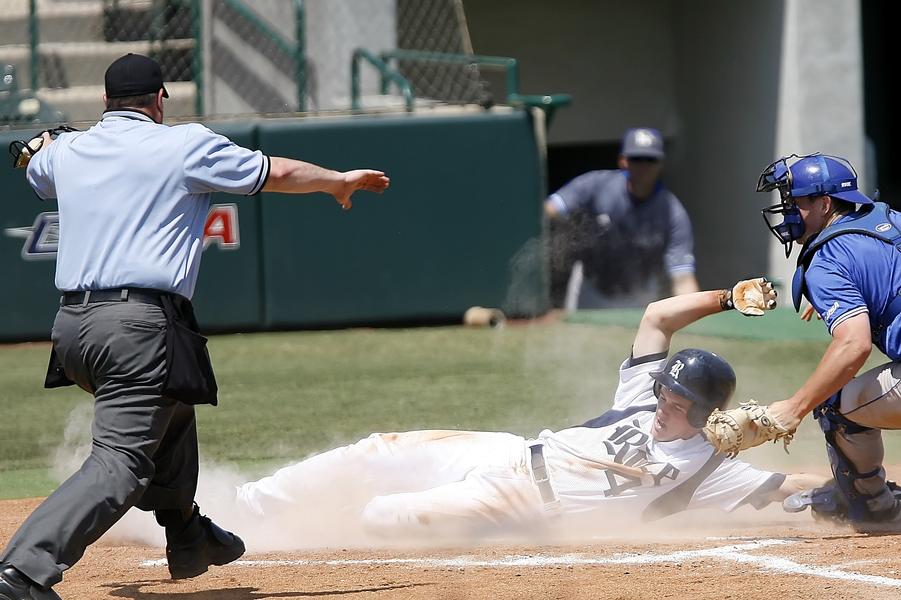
[813,391,873,436]
[815,405,895,522]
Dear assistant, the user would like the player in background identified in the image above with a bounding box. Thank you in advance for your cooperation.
[544,127,699,310]
[230,278,826,543]
[752,153,901,532]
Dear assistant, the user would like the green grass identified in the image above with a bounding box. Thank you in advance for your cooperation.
[1,319,897,499]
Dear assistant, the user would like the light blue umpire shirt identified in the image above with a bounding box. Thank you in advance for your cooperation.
[26,109,270,299]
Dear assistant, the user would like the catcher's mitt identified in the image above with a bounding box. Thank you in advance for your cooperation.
[703,399,794,458]
[8,125,78,169]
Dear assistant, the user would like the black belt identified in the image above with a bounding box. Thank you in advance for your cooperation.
[60,288,169,308]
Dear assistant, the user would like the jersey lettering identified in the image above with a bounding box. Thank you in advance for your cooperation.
[603,420,650,463]
[603,469,643,497]
[650,462,680,486]
[599,418,680,497]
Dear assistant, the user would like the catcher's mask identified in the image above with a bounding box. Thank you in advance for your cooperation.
[650,349,736,428]
[757,153,872,257]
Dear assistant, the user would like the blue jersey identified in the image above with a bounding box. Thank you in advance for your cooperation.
[548,170,695,297]
[27,110,269,299]
[804,208,901,359]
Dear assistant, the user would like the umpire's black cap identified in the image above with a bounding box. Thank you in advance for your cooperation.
[105,53,169,99]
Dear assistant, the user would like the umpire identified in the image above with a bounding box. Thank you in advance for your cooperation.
[0,53,389,600]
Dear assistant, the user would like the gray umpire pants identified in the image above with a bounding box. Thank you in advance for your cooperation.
[1,301,199,588]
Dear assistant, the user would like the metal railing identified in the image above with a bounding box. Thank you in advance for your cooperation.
[19,0,306,119]
[376,49,572,124]
[12,4,567,124]
[190,0,202,115]
[351,48,414,112]
[28,0,38,92]
[219,0,306,113]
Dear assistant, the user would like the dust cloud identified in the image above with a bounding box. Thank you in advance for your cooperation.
[49,396,809,555]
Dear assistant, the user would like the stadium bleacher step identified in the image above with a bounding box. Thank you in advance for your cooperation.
[2,0,197,122]
[0,39,194,90]
[37,80,197,123]
[0,1,104,45]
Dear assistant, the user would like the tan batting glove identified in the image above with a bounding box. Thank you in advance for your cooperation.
[720,277,777,316]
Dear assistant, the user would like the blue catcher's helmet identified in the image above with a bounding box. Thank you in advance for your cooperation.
[756,153,873,256]
[649,348,736,428]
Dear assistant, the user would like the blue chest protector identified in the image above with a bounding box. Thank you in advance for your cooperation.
[792,202,901,348]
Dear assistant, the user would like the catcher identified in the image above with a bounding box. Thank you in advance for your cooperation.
[218,278,827,545]
[705,153,901,533]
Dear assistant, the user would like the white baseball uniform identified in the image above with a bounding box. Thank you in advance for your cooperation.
[235,353,782,540]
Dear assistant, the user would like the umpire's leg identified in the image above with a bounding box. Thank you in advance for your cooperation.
[137,399,199,520]
[0,302,176,588]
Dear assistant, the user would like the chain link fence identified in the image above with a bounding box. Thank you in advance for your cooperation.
[0,0,493,126]
[395,0,489,106]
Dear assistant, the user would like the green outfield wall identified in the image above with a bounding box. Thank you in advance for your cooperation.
[0,109,547,341]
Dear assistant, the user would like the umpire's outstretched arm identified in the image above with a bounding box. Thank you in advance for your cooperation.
[263,156,390,211]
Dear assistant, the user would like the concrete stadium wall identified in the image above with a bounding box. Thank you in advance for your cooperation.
[465,0,677,147]
[464,0,867,291]
[667,0,784,288]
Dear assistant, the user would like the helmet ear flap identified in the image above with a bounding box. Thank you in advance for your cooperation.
[655,381,706,428]
[687,404,708,429]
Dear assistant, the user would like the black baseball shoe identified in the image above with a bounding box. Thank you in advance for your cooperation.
[165,506,245,579]
[851,500,901,534]
[0,564,61,600]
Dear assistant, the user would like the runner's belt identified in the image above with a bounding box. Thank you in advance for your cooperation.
[527,441,560,509]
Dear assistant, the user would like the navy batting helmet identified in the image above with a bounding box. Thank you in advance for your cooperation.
[757,153,872,256]
[649,349,736,428]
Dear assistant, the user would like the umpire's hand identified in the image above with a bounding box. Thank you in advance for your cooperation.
[333,170,391,210]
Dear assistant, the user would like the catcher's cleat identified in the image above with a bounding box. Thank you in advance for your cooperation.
[782,482,849,524]
[783,486,844,514]
[782,490,813,513]
[165,507,245,579]
[850,500,901,534]
[0,564,62,600]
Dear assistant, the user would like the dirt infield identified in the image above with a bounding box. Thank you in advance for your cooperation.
[4,498,901,599]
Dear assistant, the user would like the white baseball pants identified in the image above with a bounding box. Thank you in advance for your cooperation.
[235,431,547,541]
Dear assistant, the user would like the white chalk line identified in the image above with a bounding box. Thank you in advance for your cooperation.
[828,558,891,570]
[140,538,901,588]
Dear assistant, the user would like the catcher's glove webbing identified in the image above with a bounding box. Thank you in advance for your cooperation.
[9,125,78,169]
[703,399,794,458]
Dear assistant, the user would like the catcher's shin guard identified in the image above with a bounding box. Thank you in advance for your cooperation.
[813,394,900,527]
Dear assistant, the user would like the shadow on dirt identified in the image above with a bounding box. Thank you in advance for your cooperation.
[104,580,434,598]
